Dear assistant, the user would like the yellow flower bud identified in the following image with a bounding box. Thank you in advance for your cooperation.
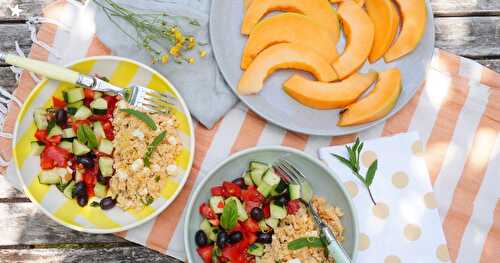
[161,54,169,64]
[199,50,207,58]
[187,57,195,64]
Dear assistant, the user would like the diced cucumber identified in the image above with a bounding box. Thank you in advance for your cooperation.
[249,161,268,171]
[48,125,63,138]
[72,140,90,156]
[30,141,45,156]
[200,219,218,241]
[257,181,273,197]
[262,169,280,187]
[62,128,76,138]
[265,217,279,229]
[225,197,248,221]
[271,180,288,197]
[90,97,108,115]
[63,181,76,199]
[94,183,107,198]
[247,243,265,256]
[58,141,73,153]
[33,108,48,129]
[68,101,84,108]
[38,168,65,185]
[289,184,301,200]
[93,91,103,99]
[74,106,92,120]
[99,157,114,177]
[93,121,106,139]
[209,196,225,214]
[64,88,84,103]
[243,172,254,186]
[258,220,270,232]
[98,139,114,155]
[250,169,264,186]
[60,169,72,185]
[270,203,287,219]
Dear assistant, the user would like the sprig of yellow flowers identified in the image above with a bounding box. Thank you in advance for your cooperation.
[94,0,208,65]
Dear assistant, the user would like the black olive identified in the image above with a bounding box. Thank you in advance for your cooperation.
[195,230,209,247]
[250,207,264,221]
[228,231,243,244]
[216,231,228,249]
[86,151,97,159]
[76,155,95,169]
[97,172,111,186]
[73,182,87,198]
[256,232,273,244]
[100,197,116,210]
[274,194,290,207]
[232,177,246,188]
[76,194,88,207]
[55,109,68,126]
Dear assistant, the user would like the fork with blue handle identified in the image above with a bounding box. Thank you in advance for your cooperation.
[273,158,352,263]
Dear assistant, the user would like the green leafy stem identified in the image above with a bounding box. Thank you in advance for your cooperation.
[331,138,378,205]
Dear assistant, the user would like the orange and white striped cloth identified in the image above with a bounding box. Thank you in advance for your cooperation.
[0,1,499,262]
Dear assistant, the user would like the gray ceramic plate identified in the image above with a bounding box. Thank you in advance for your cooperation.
[210,0,435,136]
[184,146,358,262]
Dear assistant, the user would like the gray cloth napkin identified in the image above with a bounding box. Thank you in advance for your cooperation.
[85,0,238,128]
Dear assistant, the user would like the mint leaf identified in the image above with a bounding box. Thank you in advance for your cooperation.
[331,153,354,171]
[365,160,378,187]
[288,237,324,250]
[120,109,157,130]
[82,124,98,149]
[221,199,238,231]
[143,131,166,167]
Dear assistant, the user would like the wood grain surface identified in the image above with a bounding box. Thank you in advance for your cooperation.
[0,0,498,262]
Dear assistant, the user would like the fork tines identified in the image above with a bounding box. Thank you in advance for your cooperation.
[273,159,305,184]
[131,85,176,114]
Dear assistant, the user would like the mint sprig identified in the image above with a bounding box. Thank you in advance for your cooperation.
[331,138,378,205]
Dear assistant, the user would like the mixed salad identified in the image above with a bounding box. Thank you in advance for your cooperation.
[31,82,122,210]
[194,161,302,263]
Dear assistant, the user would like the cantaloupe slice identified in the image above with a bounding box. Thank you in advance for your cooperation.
[332,0,374,79]
[283,71,378,109]
[329,0,366,6]
[338,68,401,126]
[241,13,339,69]
[366,0,400,63]
[238,43,338,95]
[241,0,339,41]
[384,0,427,62]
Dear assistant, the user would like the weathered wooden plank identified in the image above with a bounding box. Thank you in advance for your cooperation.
[0,247,181,262]
[431,0,500,16]
[434,16,500,58]
[478,59,500,72]
[0,203,126,245]
[0,176,25,199]
[0,24,33,67]
[0,0,499,20]
[0,0,61,21]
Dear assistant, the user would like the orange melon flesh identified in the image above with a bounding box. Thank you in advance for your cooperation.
[238,43,338,95]
[241,13,339,69]
[338,68,401,126]
[332,0,374,79]
[384,0,427,62]
[241,0,340,42]
[366,0,400,63]
[329,0,366,6]
[283,71,378,109]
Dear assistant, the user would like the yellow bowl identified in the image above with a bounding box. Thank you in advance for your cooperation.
[12,56,195,233]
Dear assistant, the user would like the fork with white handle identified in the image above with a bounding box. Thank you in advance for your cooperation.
[0,53,175,113]
[273,158,352,263]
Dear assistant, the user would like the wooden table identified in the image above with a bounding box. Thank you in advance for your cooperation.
[0,0,499,262]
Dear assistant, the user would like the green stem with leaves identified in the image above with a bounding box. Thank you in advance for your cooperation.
[331,138,378,206]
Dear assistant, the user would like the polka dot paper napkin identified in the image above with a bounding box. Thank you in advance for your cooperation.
[319,132,450,263]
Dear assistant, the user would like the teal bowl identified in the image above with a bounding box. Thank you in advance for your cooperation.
[184,146,359,262]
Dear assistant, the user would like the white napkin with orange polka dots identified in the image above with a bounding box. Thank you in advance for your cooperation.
[319,132,450,263]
